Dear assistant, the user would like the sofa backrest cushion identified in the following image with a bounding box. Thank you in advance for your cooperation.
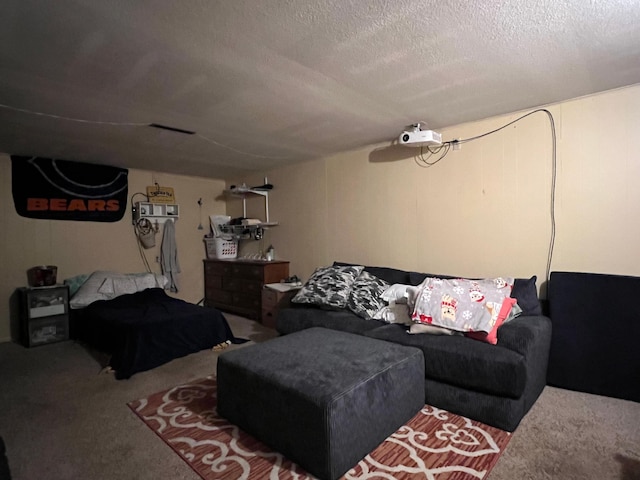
[333,261,410,285]
[335,262,541,318]
[510,276,542,316]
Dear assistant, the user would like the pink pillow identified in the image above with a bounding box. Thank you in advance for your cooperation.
[465,297,517,345]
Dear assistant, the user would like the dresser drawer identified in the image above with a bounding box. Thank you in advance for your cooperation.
[205,261,233,276]
[231,263,265,280]
[260,288,298,329]
[261,307,278,329]
[262,288,298,307]
[205,274,222,290]
[232,291,262,310]
[209,289,232,304]
[262,287,279,306]
[223,277,262,294]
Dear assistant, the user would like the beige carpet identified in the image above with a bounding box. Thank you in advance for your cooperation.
[0,313,639,479]
[129,376,511,479]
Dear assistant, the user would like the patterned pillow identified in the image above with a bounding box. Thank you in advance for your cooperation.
[292,265,364,309]
[346,271,390,320]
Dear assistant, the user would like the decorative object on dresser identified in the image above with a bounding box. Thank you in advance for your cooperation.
[204,259,289,321]
[18,285,70,347]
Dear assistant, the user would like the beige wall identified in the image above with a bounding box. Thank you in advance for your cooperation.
[0,158,226,342]
[237,84,640,295]
[3,83,639,342]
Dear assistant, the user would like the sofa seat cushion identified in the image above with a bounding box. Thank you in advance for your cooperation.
[364,324,526,398]
[277,307,384,336]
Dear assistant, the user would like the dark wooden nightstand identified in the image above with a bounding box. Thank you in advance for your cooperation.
[18,285,70,347]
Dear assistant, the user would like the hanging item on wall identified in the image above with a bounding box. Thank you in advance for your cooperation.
[135,218,156,248]
[11,156,128,222]
[146,185,175,203]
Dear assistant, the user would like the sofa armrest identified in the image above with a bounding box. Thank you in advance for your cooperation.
[497,315,552,357]
[497,315,552,415]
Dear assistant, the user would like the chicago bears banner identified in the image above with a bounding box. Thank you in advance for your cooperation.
[11,156,128,222]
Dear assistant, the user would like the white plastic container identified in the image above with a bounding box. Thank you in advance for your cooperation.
[205,237,237,259]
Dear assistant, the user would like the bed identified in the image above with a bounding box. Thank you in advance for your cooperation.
[67,271,246,379]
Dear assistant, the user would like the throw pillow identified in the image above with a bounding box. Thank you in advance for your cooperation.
[381,284,413,304]
[373,303,413,325]
[346,271,390,320]
[292,265,364,309]
[465,297,517,344]
[511,276,542,315]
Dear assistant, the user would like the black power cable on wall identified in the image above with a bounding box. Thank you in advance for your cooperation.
[414,109,557,289]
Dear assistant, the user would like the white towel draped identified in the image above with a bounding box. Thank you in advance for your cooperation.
[160,219,181,292]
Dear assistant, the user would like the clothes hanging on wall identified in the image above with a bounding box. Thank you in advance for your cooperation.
[161,219,180,293]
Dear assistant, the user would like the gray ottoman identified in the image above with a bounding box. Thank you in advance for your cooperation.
[217,327,425,480]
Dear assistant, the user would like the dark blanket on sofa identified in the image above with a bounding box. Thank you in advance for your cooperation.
[547,271,640,402]
[72,288,246,379]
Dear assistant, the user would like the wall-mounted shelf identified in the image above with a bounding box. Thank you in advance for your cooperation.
[133,202,180,226]
[223,187,278,239]
[224,188,274,222]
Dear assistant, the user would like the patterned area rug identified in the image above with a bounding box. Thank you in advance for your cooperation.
[128,377,511,479]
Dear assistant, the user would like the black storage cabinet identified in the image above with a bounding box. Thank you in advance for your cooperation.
[18,285,70,347]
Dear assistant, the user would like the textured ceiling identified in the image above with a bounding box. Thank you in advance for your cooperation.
[1,0,640,180]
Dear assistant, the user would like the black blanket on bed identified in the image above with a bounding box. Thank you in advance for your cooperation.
[72,288,247,379]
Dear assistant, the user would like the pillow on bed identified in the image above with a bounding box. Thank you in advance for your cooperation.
[135,272,168,290]
[63,273,91,297]
[70,271,169,308]
[69,271,119,308]
[98,272,168,297]
[98,275,138,296]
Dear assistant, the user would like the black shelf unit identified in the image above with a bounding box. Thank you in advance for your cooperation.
[18,285,70,347]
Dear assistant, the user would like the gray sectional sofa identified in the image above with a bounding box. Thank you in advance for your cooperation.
[276,262,552,432]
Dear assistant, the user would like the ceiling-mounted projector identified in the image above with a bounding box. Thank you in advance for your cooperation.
[399,128,442,147]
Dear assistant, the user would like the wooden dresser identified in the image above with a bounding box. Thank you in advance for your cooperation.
[204,259,289,320]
